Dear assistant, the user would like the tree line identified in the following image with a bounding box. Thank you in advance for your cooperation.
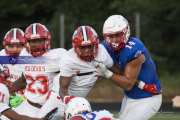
[0,0,179,72]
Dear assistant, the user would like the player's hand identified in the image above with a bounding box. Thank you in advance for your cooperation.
[94,61,113,79]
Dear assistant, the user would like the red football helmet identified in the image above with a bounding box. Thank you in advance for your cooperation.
[72,26,99,62]
[25,23,51,57]
[3,28,26,56]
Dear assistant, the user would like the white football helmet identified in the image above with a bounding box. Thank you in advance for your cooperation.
[65,97,92,120]
[103,15,130,51]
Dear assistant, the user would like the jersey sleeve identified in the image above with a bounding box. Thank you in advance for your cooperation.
[99,44,114,68]
[47,48,68,73]
[0,49,6,56]
[59,54,75,77]
[126,39,145,62]
[0,84,10,114]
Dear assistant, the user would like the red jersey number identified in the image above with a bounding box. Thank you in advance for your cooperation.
[25,75,49,94]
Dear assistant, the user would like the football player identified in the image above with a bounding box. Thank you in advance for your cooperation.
[0,28,26,84]
[96,15,162,120]
[0,28,26,108]
[59,25,114,98]
[11,23,66,119]
[0,65,51,120]
[0,28,26,57]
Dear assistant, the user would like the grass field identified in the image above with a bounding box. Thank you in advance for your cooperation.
[150,112,180,120]
[113,112,180,120]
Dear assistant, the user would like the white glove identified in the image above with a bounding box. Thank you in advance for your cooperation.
[95,62,113,79]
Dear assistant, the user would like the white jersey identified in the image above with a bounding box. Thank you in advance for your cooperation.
[0,49,23,83]
[20,48,67,104]
[60,44,113,97]
[0,83,10,114]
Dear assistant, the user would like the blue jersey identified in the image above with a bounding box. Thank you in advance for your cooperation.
[102,37,161,99]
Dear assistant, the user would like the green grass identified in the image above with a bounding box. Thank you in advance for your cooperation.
[150,112,180,120]
[113,112,180,120]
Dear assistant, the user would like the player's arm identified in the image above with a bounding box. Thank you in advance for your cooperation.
[97,54,158,94]
[110,54,145,91]
[109,63,123,74]
[96,54,145,91]
[2,109,44,120]
[59,76,72,98]
[12,73,26,92]
[109,54,158,94]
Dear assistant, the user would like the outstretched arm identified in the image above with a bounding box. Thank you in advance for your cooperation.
[59,76,72,98]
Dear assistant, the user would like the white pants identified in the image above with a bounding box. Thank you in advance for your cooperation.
[14,100,40,117]
[14,92,65,119]
[119,94,162,120]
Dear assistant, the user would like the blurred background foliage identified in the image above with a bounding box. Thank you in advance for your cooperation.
[0,0,180,102]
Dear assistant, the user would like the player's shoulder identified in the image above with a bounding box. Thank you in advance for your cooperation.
[120,37,146,62]
[98,44,107,51]
[49,48,67,53]
[66,48,77,57]
[60,48,83,66]
[96,44,112,59]
[0,49,6,55]
[126,37,144,49]
[47,48,67,56]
